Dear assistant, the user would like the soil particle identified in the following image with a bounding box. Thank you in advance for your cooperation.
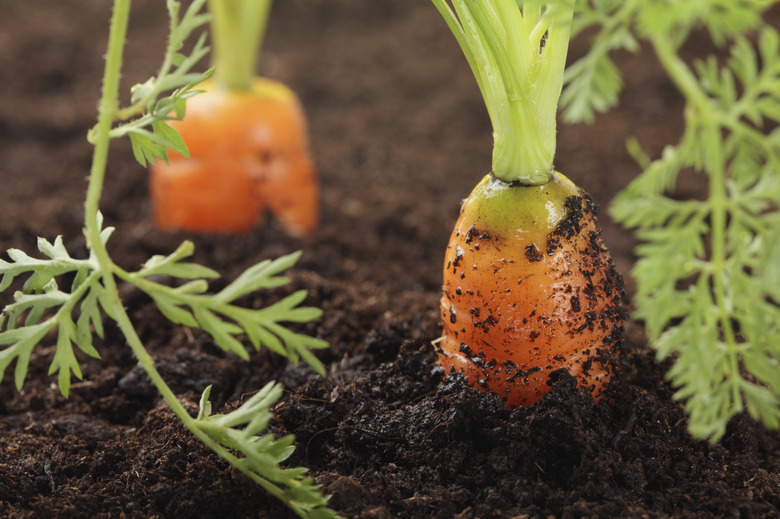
[525,244,543,262]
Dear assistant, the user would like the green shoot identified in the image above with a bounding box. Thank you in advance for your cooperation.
[1,1,339,517]
[431,0,575,185]
[565,1,780,442]
[207,0,273,90]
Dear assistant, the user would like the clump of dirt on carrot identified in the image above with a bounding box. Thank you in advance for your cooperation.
[151,78,318,235]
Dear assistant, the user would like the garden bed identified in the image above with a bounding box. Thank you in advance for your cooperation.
[1,1,779,518]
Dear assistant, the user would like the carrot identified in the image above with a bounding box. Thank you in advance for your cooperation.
[432,0,624,407]
[439,173,624,406]
[150,0,318,235]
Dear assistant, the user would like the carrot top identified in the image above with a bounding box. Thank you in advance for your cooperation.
[432,0,574,185]
[207,0,272,90]
[460,172,579,242]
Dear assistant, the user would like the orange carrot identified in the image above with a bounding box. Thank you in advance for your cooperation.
[149,0,318,235]
[151,78,318,234]
[438,173,623,407]
[432,1,624,406]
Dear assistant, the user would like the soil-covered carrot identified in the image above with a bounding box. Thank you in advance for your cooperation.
[433,0,624,407]
[150,0,318,235]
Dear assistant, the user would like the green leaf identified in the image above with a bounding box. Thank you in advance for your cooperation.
[2,233,104,395]
[174,280,210,295]
[78,286,105,343]
[741,381,780,430]
[139,241,219,280]
[195,382,342,519]
[2,289,65,334]
[48,317,84,397]
[151,292,199,328]
[561,0,640,123]
[130,77,157,105]
[152,120,188,158]
[1,243,87,294]
[215,251,302,303]
[637,0,764,45]
[197,385,213,420]
[110,0,213,167]
[127,127,178,167]
[260,291,320,322]
[0,321,56,390]
[605,1,780,442]
[192,306,249,359]
[126,249,327,374]
[244,323,288,357]
[37,236,71,260]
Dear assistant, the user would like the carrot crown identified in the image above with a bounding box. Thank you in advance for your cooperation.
[432,0,574,185]
[207,0,272,90]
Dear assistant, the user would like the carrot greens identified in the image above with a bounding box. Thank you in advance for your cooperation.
[102,0,213,166]
[207,0,272,90]
[0,1,338,517]
[563,0,780,442]
[432,0,575,184]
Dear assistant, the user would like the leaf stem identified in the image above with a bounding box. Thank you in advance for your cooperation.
[208,0,272,90]
[651,37,743,411]
[82,0,282,496]
[106,301,290,497]
[432,0,574,185]
[85,0,129,247]
[82,0,131,366]
[111,299,318,513]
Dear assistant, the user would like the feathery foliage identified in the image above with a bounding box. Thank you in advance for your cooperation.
[565,0,780,442]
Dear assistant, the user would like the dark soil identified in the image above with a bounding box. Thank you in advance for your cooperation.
[1,2,779,518]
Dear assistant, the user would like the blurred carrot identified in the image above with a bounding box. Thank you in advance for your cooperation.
[150,0,318,235]
[433,0,624,407]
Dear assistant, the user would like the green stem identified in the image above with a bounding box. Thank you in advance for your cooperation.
[652,37,743,408]
[83,0,277,492]
[107,301,270,485]
[107,270,305,510]
[85,0,129,244]
[432,0,574,185]
[76,2,332,516]
[114,299,302,510]
[207,0,272,90]
[84,0,193,430]
[531,6,572,174]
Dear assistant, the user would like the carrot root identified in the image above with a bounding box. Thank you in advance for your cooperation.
[438,173,624,407]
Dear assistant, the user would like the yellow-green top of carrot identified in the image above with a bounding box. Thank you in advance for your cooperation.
[432,0,574,185]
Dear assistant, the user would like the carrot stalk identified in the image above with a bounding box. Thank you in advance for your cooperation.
[207,0,272,90]
[432,0,624,407]
[433,0,572,185]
